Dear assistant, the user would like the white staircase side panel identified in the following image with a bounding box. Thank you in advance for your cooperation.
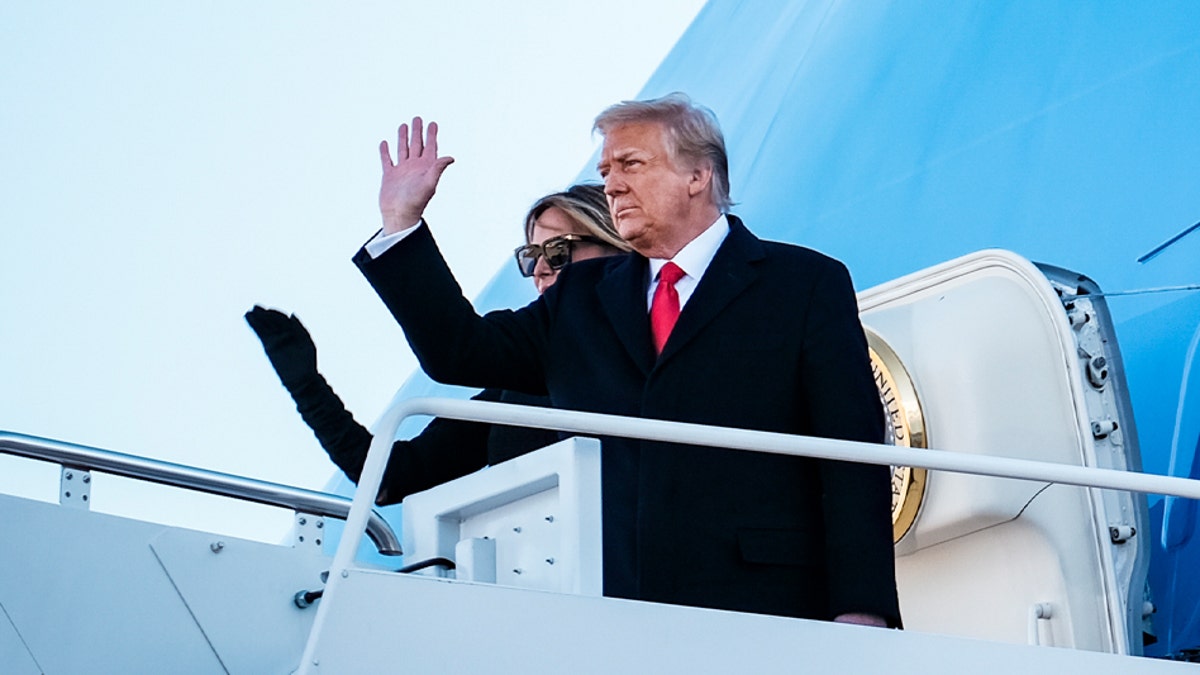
[303,570,1196,674]
[150,528,331,674]
[401,437,603,596]
[0,602,42,675]
[0,492,328,674]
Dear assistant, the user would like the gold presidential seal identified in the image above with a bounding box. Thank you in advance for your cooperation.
[865,329,928,543]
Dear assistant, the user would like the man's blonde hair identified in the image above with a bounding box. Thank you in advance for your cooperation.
[594,92,732,213]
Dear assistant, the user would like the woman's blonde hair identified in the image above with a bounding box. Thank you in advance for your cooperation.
[523,183,632,251]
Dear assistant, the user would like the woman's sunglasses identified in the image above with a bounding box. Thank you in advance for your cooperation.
[514,234,608,277]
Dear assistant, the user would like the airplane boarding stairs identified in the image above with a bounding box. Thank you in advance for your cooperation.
[3,250,1200,673]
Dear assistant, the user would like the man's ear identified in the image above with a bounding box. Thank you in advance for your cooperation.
[687,162,714,198]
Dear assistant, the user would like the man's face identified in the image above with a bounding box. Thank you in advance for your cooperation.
[598,121,696,259]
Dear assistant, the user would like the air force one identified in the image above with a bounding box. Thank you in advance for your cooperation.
[2,2,1199,672]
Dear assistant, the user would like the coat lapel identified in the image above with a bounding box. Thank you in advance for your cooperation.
[597,253,656,375]
[657,217,765,363]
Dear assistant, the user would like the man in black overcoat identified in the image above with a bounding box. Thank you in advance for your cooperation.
[354,94,901,627]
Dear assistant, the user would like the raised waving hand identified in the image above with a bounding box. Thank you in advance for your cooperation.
[378,116,456,234]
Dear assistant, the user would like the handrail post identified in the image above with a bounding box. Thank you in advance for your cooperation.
[299,397,424,673]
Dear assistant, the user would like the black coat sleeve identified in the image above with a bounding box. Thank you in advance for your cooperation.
[282,364,496,506]
[353,223,551,396]
[379,389,564,504]
[287,373,374,484]
[375,388,500,505]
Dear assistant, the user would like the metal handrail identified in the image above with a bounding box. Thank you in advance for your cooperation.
[335,396,1200,571]
[0,431,402,556]
[373,398,1200,500]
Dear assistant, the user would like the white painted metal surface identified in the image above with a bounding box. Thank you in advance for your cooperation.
[0,493,330,673]
[402,438,603,596]
[303,570,1199,674]
[858,249,1148,651]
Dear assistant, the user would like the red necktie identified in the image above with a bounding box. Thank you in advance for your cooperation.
[650,262,685,354]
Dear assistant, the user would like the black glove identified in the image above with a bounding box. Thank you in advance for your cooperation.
[245,305,319,388]
[245,305,373,482]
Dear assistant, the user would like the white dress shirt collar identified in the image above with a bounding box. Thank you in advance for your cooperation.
[646,214,731,310]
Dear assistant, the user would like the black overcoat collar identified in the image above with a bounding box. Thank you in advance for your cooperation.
[596,216,766,373]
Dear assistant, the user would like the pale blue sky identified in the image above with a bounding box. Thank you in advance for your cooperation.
[0,1,705,540]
